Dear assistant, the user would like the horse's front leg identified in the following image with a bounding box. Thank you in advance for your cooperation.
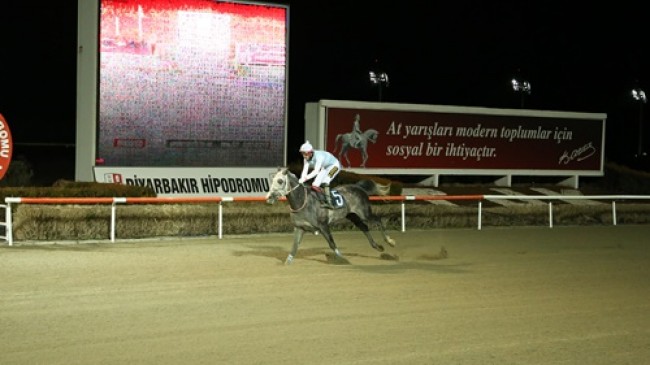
[286,228,305,265]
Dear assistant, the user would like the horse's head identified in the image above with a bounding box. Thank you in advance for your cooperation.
[365,129,379,143]
[265,167,292,204]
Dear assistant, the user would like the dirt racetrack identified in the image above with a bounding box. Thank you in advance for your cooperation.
[2,225,650,364]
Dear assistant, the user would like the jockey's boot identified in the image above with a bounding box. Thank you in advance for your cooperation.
[321,185,334,209]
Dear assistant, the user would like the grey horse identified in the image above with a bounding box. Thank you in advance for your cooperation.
[265,167,396,264]
[333,129,379,167]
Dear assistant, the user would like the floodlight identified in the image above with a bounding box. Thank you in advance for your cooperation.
[632,88,647,103]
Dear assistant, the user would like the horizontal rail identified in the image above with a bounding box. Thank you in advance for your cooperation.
[9,195,648,205]
[3,194,650,246]
[483,195,650,201]
[370,195,486,202]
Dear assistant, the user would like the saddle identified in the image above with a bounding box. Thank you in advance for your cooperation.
[309,186,344,209]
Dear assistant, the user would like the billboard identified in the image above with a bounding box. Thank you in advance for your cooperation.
[77,0,288,181]
[305,100,606,181]
[93,166,273,197]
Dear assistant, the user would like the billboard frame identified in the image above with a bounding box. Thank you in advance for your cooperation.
[305,99,607,188]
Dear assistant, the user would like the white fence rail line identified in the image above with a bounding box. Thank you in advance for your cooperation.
[3,195,650,246]
[480,195,650,230]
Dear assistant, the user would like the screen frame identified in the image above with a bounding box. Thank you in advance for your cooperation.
[76,0,289,181]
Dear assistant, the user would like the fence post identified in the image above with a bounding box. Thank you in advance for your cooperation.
[112,198,127,243]
[111,202,117,243]
[3,198,21,246]
[4,202,12,246]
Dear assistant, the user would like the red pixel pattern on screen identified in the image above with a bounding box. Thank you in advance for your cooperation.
[98,0,287,167]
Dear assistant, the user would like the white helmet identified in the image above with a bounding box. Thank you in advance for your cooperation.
[299,141,313,153]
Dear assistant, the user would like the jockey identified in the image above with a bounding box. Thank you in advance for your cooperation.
[298,140,341,209]
[351,113,363,148]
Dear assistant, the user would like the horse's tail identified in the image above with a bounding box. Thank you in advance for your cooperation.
[333,134,341,153]
[356,179,391,196]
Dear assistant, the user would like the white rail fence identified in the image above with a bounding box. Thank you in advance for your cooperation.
[2,195,650,246]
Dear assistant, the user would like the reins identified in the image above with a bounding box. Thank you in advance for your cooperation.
[287,179,309,213]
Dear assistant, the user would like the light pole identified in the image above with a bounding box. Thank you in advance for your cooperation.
[632,87,647,158]
[369,70,389,102]
[511,78,531,108]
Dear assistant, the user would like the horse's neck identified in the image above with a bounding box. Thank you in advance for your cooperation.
[286,180,307,207]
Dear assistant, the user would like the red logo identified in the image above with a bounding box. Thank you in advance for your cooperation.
[104,173,123,183]
[0,113,13,181]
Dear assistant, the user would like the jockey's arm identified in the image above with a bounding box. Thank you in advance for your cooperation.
[299,160,310,181]
[301,158,322,182]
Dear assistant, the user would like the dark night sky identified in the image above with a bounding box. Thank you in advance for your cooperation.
[0,1,648,183]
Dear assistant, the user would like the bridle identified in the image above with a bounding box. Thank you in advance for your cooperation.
[267,171,309,213]
[277,171,308,213]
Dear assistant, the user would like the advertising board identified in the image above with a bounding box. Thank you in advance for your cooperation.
[93,166,275,197]
[305,100,606,186]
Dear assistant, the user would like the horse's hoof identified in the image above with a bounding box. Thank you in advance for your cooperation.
[375,245,385,252]
[380,253,399,261]
[386,237,396,247]
[325,252,350,265]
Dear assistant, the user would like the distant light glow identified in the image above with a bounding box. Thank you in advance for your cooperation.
[511,78,531,94]
[632,88,647,103]
[369,71,389,86]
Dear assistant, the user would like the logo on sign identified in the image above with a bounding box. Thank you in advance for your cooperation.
[104,173,124,183]
[0,113,13,180]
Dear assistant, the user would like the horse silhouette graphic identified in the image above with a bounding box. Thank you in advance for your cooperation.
[333,128,379,167]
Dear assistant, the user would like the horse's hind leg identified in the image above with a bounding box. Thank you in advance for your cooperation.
[347,214,384,252]
[341,147,351,167]
[370,214,396,247]
[318,225,346,261]
[286,228,306,265]
[352,209,396,248]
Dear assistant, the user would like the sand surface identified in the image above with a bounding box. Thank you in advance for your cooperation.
[2,225,650,364]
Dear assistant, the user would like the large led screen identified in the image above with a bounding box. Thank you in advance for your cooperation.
[98,0,287,167]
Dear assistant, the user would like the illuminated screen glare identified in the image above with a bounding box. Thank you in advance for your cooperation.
[98,0,287,167]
